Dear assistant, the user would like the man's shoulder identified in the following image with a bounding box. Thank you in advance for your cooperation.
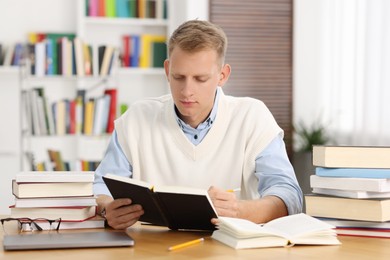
[224,94,267,111]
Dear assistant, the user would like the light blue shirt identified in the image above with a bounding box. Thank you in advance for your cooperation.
[94,89,303,214]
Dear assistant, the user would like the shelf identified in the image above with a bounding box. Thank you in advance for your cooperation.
[0,66,19,74]
[84,17,168,27]
[116,67,165,75]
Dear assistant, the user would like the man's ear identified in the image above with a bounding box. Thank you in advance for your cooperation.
[218,64,231,87]
[164,59,170,81]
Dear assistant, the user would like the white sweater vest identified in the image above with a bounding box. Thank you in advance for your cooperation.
[115,89,282,199]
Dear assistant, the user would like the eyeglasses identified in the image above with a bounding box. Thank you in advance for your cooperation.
[1,218,62,234]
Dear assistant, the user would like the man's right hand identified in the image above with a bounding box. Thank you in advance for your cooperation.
[97,195,144,230]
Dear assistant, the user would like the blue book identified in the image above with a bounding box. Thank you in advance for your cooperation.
[116,0,130,17]
[131,35,140,67]
[46,39,53,75]
[315,167,390,179]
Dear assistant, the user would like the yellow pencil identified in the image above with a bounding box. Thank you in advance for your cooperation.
[226,188,241,193]
[168,237,204,251]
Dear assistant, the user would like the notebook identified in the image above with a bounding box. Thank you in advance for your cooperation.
[3,231,134,251]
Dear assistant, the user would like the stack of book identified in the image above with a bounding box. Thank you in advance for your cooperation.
[305,145,390,238]
[10,171,104,230]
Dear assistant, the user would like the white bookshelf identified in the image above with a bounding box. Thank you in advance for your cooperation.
[0,0,209,214]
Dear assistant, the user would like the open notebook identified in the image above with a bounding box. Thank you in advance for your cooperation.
[3,231,134,251]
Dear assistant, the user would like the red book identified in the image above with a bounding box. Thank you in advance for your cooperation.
[122,35,131,67]
[98,0,106,17]
[104,88,117,133]
[69,99,76,134]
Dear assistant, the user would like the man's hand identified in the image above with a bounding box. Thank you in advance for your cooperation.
[208,186,240,224]
[97,195,144,230]
[208,186,288,224]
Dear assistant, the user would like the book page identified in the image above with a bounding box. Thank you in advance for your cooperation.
[264,213,335,239]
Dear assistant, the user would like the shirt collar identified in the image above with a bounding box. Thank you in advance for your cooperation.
[175,88,221,131]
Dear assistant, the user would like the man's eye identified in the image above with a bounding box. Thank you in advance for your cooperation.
[197,78,208,83]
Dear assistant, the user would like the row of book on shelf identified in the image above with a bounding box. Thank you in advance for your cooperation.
[305,145,390,239]
[0,32,167,75]
[10,171,104,230]
[22,87,117,136]
[85,0,168,19]
[30,149,101,172]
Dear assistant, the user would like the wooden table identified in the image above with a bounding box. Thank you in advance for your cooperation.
[1,222,389,259]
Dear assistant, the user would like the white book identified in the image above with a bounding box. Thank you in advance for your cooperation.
[14,196,97,208]
[312,187,390,199]
[318,217,390,229]
[73,37,85,76]
[16,171,94,183]
[310,175,390,192]
[211,213,340,249]
[34,41,46,76]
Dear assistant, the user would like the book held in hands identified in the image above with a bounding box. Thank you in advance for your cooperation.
[103,173,218,231]
[211,213,340,249]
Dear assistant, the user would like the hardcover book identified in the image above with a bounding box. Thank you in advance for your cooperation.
[305,194,390,222]
[211,213,340,249]
[310,175,390,192]
[312,145,390,168]
[315,167,390,179]
[103,174,218,231]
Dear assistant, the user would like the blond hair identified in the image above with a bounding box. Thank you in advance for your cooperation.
[168,20,228,66]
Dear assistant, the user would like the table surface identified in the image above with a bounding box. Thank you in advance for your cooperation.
[1,222,390,260]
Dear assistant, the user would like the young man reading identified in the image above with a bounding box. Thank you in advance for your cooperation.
[94,20,303,229]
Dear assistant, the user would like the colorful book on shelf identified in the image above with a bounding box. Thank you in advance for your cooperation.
[105,0,116,17]
[116,0,130,17]
[103,173,218,231]
[315,167,390,179]
[139,34,166,68]
[21,215,105,231]
[104,88,117,133]
[47,149,66,171]
[312,145,390,168]
[211,213,340,249]
[151,41,167,68]
[130,35,140,67]
[44,33,76,75]
[84,98,95,135]
[310,175,390,192]
[12,180,94,198]
[98,0,106,17]
[88,0,99,17]
[10,205,96,221]
[305,194,390,222]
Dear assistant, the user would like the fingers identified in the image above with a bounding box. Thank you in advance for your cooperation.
[105,198,145,230]
[208,186,239,218]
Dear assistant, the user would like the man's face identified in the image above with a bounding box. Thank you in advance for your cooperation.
[164,47,229,128]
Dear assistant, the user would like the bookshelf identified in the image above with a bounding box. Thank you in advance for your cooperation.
[0,0,209,214]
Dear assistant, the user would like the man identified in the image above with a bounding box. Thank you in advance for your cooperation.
[94,20,302,230]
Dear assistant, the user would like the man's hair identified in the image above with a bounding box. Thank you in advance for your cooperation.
[168,20,228,66]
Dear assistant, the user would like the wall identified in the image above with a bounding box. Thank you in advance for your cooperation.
[0,0,209,214]
[293,0,327,138]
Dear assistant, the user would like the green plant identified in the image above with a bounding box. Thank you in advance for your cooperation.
[294,120,330,152]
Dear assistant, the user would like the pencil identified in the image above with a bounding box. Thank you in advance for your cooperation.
[168,237,204,251]
[226,188,241,193]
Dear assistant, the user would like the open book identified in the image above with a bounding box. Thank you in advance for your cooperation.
[211,213,341,249]
[103,174,218,231]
